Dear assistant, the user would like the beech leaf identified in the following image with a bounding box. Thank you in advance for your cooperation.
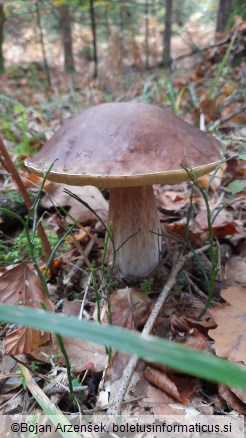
[0,263,54,354]
[209,287,246,364]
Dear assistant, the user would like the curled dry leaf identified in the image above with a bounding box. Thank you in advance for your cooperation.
[209,286,246,364]
[0,263,54,355]
[136,384,184,416]
[143,366,196,405]
[41,183,108,225]
[20,171,51,190]
[181,328,208,352]
[218,385,246,415]
[163,219,206,245]
[198,163,226,190]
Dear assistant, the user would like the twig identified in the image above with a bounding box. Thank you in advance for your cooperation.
[107,244,210,415]
[0,137,55,272]
[184,271,207,299]
[79,271,92,320]
[63,239,95,288]
[172,32,236,63]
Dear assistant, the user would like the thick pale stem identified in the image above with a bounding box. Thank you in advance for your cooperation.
[108,186,161,278]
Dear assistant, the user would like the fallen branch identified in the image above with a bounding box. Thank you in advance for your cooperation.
[107,244,210,415]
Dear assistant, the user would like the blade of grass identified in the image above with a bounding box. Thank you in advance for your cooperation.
[20,364,80,438]
[1,303,246,389]
[208,25,239,99]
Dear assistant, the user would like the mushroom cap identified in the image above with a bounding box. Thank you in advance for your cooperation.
[25,102,221,188]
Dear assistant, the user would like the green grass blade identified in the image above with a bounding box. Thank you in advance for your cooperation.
[0,303,246,389]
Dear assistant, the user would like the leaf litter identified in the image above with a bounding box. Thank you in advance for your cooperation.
[0,17,246,421]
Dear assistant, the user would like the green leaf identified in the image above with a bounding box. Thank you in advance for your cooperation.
[226,180,245,194]
[238,153,246,161]
[0,303,246,389]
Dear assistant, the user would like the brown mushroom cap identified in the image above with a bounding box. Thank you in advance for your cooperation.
[25,102,221,187]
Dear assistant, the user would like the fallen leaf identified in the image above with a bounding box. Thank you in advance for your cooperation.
[41,183,108,225]
[185,315,216,330]
[54,299,108,373]
[195,209,240,238]
[0,263,54,354]
[65,226,91,244]
[143,366,196,405]
[105,288,152,329]
[209,286,246,364]
[231,386,246,404]
[182,328,208,351]
[163,220,206,245]
[55,336,108,373]
[218,385,246,415]
[198,163,226,190]
[224,257,246,287]
[20,171,51,189]
[155,189,191,211]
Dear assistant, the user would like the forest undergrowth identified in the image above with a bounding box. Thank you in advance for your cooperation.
[0,19,246,428]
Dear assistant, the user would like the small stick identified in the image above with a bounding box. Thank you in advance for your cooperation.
[107,244,210,415]
[0,137,55,273]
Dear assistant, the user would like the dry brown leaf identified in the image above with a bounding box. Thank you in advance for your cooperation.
[182,328,208,351]
[20,171,51,189]
[218,385,246,415]
[143,367,196,405]
[209,286,246,363]
[198,163,226,190]
[163,220,206,245]
[155,189,191,211]
[54,299,108,373]
[54,336,108,373]
[0,263,54,354]
[224,257,246,287]
[231,386,246,404]
[103,288,152,329]
[41,183,108,225]
[65,226,91,244]
[185,315,216,330]
[135,379,185,416]
[195,209,241,238]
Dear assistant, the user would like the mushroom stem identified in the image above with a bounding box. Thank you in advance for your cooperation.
[108,186,161,278]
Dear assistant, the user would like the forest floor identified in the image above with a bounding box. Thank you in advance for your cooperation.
[0,18,246,435]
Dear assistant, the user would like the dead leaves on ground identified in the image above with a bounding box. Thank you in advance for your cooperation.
[40,182,108,226]
[53,299,108,373]
[0,263,53,354]
[209,286,246,364]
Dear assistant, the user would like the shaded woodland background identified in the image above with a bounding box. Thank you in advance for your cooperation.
[0,0,244,80]
[0,0,246,421]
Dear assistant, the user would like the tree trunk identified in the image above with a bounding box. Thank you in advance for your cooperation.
[145,0,149,68]
[0,4,5,75]
[163,0,172,67]
[35,0,51,85]
[216,0,232,33]
[59,4,75,72]
[118,0,125,62]
[89,0,98,78]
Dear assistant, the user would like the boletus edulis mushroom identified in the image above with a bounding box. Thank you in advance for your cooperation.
[25,102,221,279]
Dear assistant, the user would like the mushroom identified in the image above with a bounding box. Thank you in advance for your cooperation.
[25,102,221,279]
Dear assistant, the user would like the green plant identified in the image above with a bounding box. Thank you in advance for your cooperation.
[0,227,64,267]
[1,302,246,389]
[140,278,154,296]
[0,164,76,395]
[14,104,44,157]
